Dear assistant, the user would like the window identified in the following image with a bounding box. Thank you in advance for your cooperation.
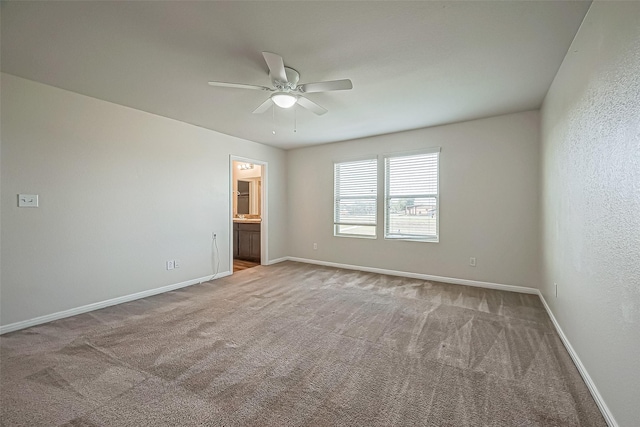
[334,158,377,238]
[384,149,440,241]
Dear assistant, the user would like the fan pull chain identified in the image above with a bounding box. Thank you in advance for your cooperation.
[272,105,276,135]
[294,107,297,133]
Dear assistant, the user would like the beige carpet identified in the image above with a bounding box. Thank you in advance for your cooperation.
[0,261,606,426]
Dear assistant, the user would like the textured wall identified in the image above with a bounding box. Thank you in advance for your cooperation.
[540,3,640,426]
[1,74,288,326]
[288,111,540,289]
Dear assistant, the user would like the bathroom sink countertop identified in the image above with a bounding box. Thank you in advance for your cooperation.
[233,218,262,223]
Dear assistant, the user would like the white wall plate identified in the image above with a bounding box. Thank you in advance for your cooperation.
[18,194,38,207]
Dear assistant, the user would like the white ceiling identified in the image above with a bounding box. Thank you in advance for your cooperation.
[1,1,590,149]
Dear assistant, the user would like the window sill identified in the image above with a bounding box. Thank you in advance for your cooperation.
[334,233,377,239]
[384,237,439,243]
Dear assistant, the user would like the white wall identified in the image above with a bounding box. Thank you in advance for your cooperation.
[0,73,287,326]
[540,3,640,426]
[287,110,540,289]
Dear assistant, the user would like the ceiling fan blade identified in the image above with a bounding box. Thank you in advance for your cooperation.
[208,81,271,91]
[262,51,288,83]
[298,79,353,93]
[252,98,273,114]
[297,96,328,116]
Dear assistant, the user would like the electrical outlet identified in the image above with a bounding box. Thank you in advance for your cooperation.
[174,259,180,268]
[469,257,476,267]
[313,243,318,250]
[166,260,175,270]
[18,194,39,208]
[212,232,217,240]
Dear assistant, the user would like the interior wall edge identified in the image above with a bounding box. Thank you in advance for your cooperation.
[537,291,618,427]
[0,271,232,335]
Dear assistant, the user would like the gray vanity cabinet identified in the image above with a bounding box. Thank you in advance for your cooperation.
[233,222,261,262]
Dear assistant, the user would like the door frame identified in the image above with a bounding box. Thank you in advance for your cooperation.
[229,155,268,273]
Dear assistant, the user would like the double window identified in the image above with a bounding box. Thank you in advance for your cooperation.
[334,148,440,242]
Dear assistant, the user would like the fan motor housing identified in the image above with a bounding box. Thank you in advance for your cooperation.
[272,67,300,90]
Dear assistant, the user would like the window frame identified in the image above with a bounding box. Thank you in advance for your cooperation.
[333,157,378,239]
[383,148,440,243]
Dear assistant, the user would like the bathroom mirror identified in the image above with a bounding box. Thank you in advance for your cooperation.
[237,180,250,215]
[233,160,262,217]
[235,178,261,216]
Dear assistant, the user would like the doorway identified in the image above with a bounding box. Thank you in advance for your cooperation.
[230,156,267,273]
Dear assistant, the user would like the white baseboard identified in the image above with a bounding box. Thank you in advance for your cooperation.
[537,292,618,427]
[286,256,538,294]
[266,257,289,265]
[0,271,231,335]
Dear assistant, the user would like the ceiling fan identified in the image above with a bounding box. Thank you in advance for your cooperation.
[208,52,353,116]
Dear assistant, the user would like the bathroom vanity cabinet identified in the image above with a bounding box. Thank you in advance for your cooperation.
[233,222,261,263]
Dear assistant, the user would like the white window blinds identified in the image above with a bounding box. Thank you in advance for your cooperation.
[384,149,439,241]
[334,158,377,238]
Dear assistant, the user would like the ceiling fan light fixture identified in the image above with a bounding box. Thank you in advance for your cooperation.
[209,52,352,116]
[271,93,297,109]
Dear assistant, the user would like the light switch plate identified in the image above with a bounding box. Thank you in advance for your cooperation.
[18,194,39,207]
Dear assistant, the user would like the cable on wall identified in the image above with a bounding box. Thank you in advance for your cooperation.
[211,233,220,280]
